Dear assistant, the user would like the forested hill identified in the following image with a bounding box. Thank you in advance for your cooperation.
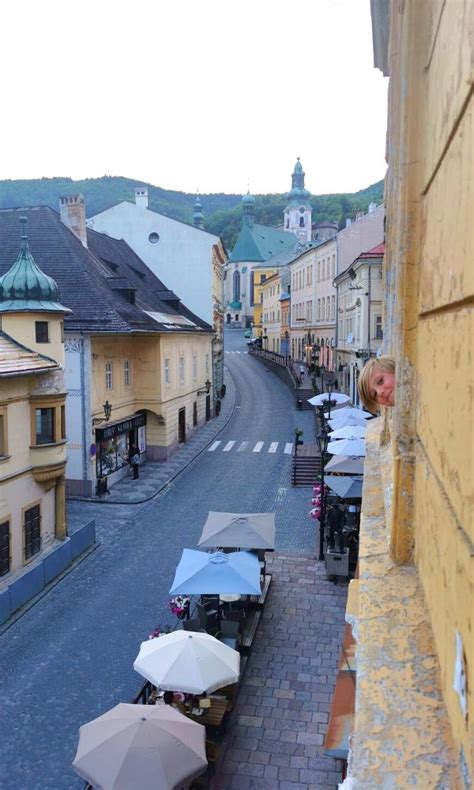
[0,175,384,248]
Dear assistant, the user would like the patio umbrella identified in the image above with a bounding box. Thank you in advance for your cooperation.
[325,455,365,474]
[328,437,366,456]
[169,549,261,596]
[133,630,240,694]
[197,511,275,550]
[328,412,369,430]
[324,406,372,420]
[72,703,207,790]
[308,392,351,407]
[325,475,364,499]
[328,425,367,440]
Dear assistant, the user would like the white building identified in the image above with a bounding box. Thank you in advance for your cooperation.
[88,188,224,329]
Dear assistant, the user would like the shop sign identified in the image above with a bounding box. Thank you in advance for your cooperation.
[96,413,146,440]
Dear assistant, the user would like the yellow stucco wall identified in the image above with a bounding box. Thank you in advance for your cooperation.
[379,0,472,779]
[1,311,65,365]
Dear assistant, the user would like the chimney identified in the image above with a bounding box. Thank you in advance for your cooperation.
[345,217,352,228]
[368,201,377,213]
[59,194,87,247]
[135,187,148,209]
[355,211,364,221]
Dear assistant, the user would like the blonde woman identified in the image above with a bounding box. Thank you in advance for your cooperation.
[358,356,395,413]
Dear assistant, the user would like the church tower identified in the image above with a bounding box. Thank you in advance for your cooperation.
[193,194,204,229]
[284,158,312,244]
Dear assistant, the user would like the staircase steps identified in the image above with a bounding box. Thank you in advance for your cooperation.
[292,454,322,487]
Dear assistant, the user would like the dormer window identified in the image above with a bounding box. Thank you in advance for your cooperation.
[35,321,49,343]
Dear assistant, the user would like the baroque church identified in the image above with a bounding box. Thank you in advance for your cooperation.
[223,159,336,327]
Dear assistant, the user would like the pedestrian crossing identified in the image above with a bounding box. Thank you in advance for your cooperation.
[224,350,248,354]
[208,440,294,455]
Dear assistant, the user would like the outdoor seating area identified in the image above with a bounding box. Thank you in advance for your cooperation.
[308,390,371,581]
[73,511,275,790]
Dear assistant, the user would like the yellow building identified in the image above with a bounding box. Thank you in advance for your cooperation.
[0,218,70,593]
[252,264,277,342]
[261,271,282,353]
[341,2,473,786]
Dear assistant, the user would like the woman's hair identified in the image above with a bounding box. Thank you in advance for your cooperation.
[358,356,395,413]
[163,690,174,705]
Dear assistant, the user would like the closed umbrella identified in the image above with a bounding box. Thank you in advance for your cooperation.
[308,392,351,407]
[328,425,367,440]
[328,437,366,456]
[197,511,275,550]
[325,475,363,499]
[72,703,207,790]
[328,413,369,430]
[170,549,261,596]
[325,455,365,474]
[324,406,372,420]
[134,630,240,694]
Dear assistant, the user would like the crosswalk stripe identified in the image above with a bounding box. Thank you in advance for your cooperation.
[223,441,236,452]
[284,443,294,454]
[237,441,249,452]
[268,442,278,453]
[253,442,264,453]
[208,441,221,452]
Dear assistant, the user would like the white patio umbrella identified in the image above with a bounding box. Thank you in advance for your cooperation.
[134,630,240,694]
[72,703,207,790]
[325,475,364,499]
[197,511,275,550]
[328,425,367,440]
[169,549,261,596]
[324,406,372,420]
[328,412,369,430]
[325,455,365,474]
[308,392,351,407]
[327,437,366,457]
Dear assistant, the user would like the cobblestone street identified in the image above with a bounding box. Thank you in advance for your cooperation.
[0,332,347,789]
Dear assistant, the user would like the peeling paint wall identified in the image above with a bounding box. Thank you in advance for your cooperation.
[381,0,473,781]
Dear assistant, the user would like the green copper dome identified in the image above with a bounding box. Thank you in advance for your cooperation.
[286,157,311,203]
[0,217,70,314]
[242,191,256,206]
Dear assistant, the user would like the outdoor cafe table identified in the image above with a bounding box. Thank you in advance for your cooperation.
[181,697,229,729]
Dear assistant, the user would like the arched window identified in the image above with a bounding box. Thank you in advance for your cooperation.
[299,216,305,227]
[233,270,241,301]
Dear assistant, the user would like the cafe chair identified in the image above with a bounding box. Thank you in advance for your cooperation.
[197,604,219,635]
[183,618,206,633]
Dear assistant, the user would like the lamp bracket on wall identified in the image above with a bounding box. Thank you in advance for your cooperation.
[197,379,212,396]
[92,400,112,425]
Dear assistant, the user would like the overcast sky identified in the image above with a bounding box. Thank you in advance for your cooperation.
[1,0,388,196]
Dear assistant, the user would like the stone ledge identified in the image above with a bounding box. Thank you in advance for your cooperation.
[342,419,462,789]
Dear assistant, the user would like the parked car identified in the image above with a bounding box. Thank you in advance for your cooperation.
[244,329,252,338]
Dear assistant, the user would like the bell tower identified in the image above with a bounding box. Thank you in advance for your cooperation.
[284,158,312,244]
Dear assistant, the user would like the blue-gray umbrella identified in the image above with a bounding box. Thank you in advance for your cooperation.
[169,549,261,596]
[325,475,363,499]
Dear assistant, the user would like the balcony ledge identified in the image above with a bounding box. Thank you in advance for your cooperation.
[341,418,462,789]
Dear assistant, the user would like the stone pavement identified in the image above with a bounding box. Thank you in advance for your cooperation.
[213,553,347,790]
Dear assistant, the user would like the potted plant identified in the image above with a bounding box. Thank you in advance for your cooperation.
[294,428,304,446]
[169,595,190,620]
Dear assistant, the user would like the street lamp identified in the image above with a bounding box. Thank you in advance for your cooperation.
[316,427,330,561]
[92,400,112,425]
[197,379,212,395]
[284,330,290,365]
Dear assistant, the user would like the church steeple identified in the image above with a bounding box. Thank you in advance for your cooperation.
[193,194,204,229]
[284,158,312,244]
[242,191,256,228]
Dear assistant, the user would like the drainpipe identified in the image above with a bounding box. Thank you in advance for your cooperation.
[367,265,372,357]
[80,334,88,488]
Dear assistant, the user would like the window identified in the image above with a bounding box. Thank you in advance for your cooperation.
[35,321,49,343]
[299,216,305,227]
[124,360,131,386]
[0,411,6,457]
[179,356,185,384]
[0,520,10,577]
[233,270,241,301]
[164,358,170,384]
[105,362,113,390]
[24,504,41,561]
[193,401,198,427]
[332,255,336,276]
[317,299,321,320]
[35,408,55,445]
[192,353,197,381]
[148,232,160,244]
[375,315,383,339]
[332,296,335,319]
[61,405,66,440]
[205,353,210,376]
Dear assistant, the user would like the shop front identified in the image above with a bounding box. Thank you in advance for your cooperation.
[95,413,147,489]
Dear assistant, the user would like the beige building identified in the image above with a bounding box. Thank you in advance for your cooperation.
[288,247,316,361]
[334,244,384,402]
[314,236,337,371]
[340,1,473,787]
[0,218,69,587]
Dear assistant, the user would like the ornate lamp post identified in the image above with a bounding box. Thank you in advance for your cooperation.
[92,400,112,425]
[284,330,290,365]
[316,427,330,561]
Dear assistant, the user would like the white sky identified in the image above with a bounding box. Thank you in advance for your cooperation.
[1,0,388,196]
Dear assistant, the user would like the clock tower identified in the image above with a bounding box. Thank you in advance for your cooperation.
[284,158,312,244]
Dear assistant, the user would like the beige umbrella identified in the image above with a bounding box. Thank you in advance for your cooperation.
[72,703,207,790]
[197,511,276,549]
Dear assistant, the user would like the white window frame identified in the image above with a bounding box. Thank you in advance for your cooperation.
[124,360,131,386]
[179,356,185,385]
[164,358,170,385]
[105,362,113,390]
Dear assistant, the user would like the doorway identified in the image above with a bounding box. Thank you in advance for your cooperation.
[178,408,186,444]
[205,395,211,422]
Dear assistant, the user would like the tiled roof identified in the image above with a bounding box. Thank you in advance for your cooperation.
[228,223,297,264]
[0,330,58,377]
[0,207,212,335]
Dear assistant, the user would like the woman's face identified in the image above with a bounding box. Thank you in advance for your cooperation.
[368,366,395,407]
